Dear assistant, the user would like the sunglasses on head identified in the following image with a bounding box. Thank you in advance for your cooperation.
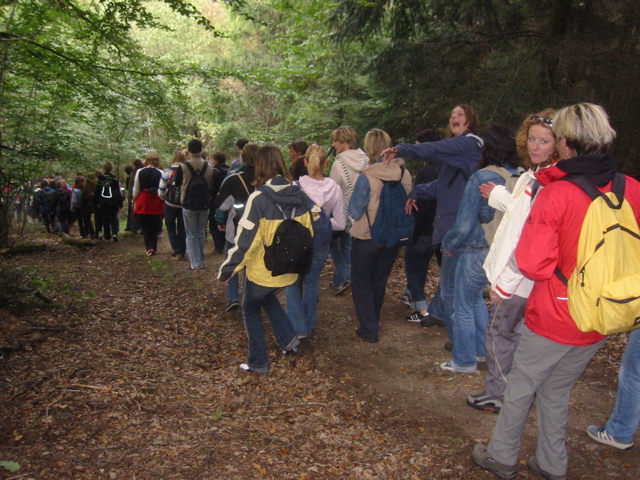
[529,115,553,127]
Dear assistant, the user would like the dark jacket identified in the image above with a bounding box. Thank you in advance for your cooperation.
[396,132,483,243]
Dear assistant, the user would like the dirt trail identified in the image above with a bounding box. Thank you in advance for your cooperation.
[0,233,637,479]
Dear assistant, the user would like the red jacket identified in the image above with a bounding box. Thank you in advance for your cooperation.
[515,154,640,345]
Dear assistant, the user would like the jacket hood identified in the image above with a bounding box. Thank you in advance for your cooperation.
[258,176,313,209]
[535,153,616,187]
[336,148,369,173]
[363,160,406,182]
[298,176,339,206]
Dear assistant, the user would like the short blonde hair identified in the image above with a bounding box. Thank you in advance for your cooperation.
[363,129,391,163]
[305,144,328,177]
[516,108,559,168]
[553,103,616,155]
[331,126,358,149]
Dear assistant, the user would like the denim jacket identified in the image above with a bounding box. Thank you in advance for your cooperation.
[442,166,519,254]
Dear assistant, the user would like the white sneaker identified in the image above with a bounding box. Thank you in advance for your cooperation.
[440,360,477,374]
[587,425,633,450]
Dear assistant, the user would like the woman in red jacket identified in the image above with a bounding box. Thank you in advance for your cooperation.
[133,153,164,256]
[473,103,640,480]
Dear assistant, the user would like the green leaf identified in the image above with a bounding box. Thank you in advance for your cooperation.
[0,461,21,472]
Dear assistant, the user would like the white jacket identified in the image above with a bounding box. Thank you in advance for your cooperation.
[483,168,542,299]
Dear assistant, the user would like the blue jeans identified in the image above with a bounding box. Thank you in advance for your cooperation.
[225,241,240,303]
[242,278,298,372]
[606,328,640,444]
[285,241,330,336]
[209,213,226,253]
[165,204,186,257]
[429,248,455,341]
[330,231,351,286]
[182,208,209,269]
[351,238,400,341]
[451,245,489,368]
[404,236,436,311]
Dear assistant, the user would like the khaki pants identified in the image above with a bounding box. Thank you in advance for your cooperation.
[487,327,606,476]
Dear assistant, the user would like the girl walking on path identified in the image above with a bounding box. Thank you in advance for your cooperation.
[218,145,314,374]
[133,153,164,256]
[285,144,346,337]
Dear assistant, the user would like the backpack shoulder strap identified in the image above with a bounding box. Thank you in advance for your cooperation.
[481,165,512,182]
[562,173,625,209]
[236,172,251,196]
[185,162,196,175]
[337,158,354,194]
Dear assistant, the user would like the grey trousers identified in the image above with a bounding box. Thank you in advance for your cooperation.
[487,327,606,476]
[485,295,527,401]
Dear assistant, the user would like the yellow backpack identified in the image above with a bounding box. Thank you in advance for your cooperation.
[555,174,640,334]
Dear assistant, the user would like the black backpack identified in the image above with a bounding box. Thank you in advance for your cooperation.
[182,162,211,211]
[264,205,313,276]
[165,167,181,205]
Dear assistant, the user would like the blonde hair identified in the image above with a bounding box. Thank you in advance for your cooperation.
[171,149,186,164]
[254,145,292,187]
[331,126,358,149]
[553,103,616,155]
[305,144,328,176]
[516,108,559,168]
[363,128,391,163]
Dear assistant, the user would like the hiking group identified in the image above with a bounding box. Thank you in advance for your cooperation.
[29,102,640,480]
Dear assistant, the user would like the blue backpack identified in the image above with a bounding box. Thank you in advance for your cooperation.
[310,206,332,248]
[366,167,415,248]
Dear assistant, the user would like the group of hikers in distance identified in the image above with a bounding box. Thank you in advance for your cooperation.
[29,101,639,480]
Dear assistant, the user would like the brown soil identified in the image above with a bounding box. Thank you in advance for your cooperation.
[0,233,638,479]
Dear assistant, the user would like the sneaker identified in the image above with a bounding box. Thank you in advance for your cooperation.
[406,310,429,323]
[225,300,240,312]
[476,355,486,363]
[467,392,502,413]
[146,249,155,256]
[527,455,566,480]
[472,444,517,480]
[401,292,412,307]
[239,363,269,374]
[444,340,453,352]
[586,425,633,450]
[440,360,477,374]
[335,280,351,296]
[112,235,118,242]
[283,335,302,354]
[419,314,444,328]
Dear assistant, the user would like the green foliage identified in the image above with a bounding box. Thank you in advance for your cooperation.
[0,265,53,311]
[331,0,640,176]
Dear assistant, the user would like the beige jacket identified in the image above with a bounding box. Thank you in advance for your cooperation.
[350,160,412,240]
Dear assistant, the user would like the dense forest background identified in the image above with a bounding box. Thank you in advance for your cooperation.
[1,0,638,245]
